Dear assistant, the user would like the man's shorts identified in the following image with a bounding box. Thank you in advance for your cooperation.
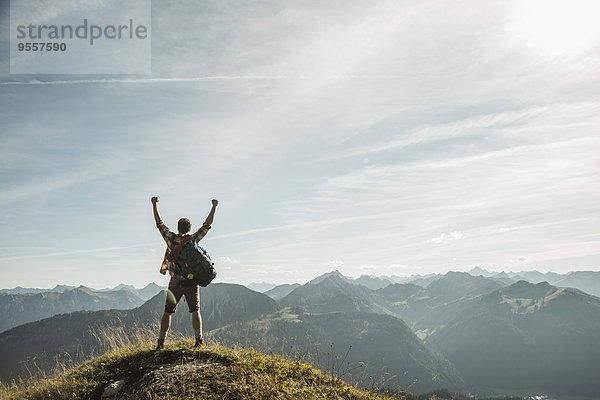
[164,277,200,313]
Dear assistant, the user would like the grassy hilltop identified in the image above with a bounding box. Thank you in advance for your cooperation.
[0,339,520,400]
[0,340,397,400]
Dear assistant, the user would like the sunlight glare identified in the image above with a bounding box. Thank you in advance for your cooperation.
[509,0,600,59]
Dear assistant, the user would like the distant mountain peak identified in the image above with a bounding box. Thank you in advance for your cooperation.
[443,271,473,279]
[469,266,492,276]
[113,284,136,291]
[313,273,350,287]
[354,275,392,290]
[309,270,352,285]
[141,282,162,289]
[73,286,94,295]
[246,282,277,293]
[494,280,559,303]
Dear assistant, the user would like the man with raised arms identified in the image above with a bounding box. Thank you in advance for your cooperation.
[151,196,218,350]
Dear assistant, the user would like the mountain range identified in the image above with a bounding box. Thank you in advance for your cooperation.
[426,281,600,397]
[270,271,600,397]
[0,283,279,383]
[1,270,599,398]
[256,269,600,299]
[0,283,165,333]
[0,284,464,394]
[0,287,143,333]
[210,308,464,394]
[0,282,164,300]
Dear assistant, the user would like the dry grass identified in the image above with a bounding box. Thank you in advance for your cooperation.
[0,322,525,400]
[0,330,522,400]
[1,333,402,400]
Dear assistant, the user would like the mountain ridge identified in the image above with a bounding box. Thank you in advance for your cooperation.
[209,308,465,393]
[0,283,280,383]
[426,280,600,397]
[0,287,147,333]
[2,271,600,398]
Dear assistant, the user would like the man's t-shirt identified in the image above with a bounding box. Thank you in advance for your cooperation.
[156,220,211,275]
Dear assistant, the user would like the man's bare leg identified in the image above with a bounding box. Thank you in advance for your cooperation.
[191,311,204,346]
[160,312,172,333]
[157,312,171,350]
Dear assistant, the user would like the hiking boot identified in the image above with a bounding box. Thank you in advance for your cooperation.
[157,338,164,351]
[194,337,205,348]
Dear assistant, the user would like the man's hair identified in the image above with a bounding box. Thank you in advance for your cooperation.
[178,218,191,234]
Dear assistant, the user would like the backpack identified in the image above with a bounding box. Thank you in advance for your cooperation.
[169,237,217,287]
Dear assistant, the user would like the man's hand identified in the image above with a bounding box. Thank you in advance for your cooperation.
[152,196,159,204]
[211,199,218,207]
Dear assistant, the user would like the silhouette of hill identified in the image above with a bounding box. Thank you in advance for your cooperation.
[135,282,165,300]
[371,272,505,332]
[94,282,165,300]
[264,283,301,300]
[246,281,277,292]
[210,308,465,393]
[0,282,165,299]
[278,272,508,333]
[306,271,393,290]
[470,270,600,297]
[308,270,354,284]
[551,271,600,297]
[0,287,145,333]
[426,280,600,397]
[0,285,76,294]
[280,275,394,315]
[382,273,444,287]
[354,274,392,290]
[489,272,516,285]
[377,283,426,302]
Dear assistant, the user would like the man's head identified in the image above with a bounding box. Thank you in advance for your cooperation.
[178,218,191,234]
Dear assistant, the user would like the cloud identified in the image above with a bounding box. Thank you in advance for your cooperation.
[317,102,600,163]
[208,210,419,241]
[427,231,465,245]
[518,255,536,263]
[0,150,139,207]
[0,244,148,262]
[0,76,294,85]
[217,256,239,264]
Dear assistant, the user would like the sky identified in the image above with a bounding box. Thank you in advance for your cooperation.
[1,0,600,288]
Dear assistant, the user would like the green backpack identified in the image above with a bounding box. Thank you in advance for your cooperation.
[168,236,216,287]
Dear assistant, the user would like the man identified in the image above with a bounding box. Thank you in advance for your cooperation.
[151,196,218,350]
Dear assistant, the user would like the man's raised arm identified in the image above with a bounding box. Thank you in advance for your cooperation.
[203,199,218,227]
[151,196,162,224]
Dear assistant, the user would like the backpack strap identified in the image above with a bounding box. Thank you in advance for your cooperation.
[167,234,194,262]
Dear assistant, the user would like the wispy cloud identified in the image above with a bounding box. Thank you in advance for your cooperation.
[0,244,148,261]
[0,151,139,207]
[427,231,464,245]
[0,76,297,85]
[208,209,434,241]
[216,256,239,264]
[314,102,600,162]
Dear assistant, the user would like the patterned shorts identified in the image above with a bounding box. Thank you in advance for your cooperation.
[164,277,199,313]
